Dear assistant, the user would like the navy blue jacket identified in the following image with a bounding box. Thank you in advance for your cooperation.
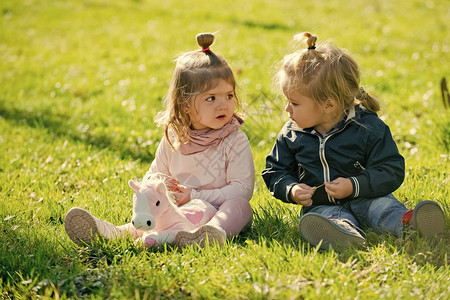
[262,105,405,205]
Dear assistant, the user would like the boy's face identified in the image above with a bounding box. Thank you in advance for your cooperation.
[284,87,326,131]
[187,79,235,130]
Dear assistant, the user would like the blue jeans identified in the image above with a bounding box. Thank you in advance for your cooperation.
[302,194,408,237]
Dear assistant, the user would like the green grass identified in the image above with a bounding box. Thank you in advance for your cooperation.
[1,0,449,298]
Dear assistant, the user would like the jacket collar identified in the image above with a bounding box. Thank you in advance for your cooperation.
[286,105,358,136]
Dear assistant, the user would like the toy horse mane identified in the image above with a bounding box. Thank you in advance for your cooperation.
[130,172,178,204]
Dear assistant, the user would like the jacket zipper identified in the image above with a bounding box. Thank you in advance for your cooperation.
[318,136,335,204]
[289,116,354,205]
[316,123,353,205]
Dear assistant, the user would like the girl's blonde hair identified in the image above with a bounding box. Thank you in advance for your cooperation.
[155,33,241,149]
[275,32,380,116]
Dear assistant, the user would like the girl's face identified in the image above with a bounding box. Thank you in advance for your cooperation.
[187,79,235,130]
[284,87,336,134]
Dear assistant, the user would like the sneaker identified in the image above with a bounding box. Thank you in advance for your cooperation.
[64,207,122,245]
[175,225,226,248]
[299,213,366,250]
[403,200,446,240]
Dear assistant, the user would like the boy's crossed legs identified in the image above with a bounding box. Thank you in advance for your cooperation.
[299,194,446,250]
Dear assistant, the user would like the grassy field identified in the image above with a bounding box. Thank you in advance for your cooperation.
[1,0,449,298]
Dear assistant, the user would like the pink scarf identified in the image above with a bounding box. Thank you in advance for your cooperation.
[179,116,244,155]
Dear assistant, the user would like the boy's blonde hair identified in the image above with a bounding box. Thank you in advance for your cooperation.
[155,33,241,149]
[275,32,380,116]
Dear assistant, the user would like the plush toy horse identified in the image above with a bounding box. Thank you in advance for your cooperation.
[128,176,217,247]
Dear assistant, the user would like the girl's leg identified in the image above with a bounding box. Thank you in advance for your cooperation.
[206,197,253,238]
[175,197,253,248]
[117,223,144,239]
[65,207,142,245]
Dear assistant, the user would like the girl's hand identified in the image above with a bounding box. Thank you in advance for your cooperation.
[163,176,179,191]
[162,177,191,206]
[290,183,315,206]
[172,184,191,206]
[324,177,353,199]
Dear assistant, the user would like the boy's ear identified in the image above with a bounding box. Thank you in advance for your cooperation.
[323,99,338,112]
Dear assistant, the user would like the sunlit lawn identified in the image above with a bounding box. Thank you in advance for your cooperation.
[0,0,449,298]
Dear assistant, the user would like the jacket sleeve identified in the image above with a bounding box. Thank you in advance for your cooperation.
[190,131,255,206]
[261,130,299,204]
[349,123,405,199]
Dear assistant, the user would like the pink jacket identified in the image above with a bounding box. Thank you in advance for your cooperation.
[145,130,255,208]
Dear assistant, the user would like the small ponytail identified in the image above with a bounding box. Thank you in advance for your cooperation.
[357,87,380,112]
[303,32,317,50]
[196,33,214,52]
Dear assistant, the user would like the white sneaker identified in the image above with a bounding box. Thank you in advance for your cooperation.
[299,213,366,250]
[175,225,226,248]
[64,207,122,245]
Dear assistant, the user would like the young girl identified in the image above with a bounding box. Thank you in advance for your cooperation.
[262,32,446,250]
[65,33,255,248]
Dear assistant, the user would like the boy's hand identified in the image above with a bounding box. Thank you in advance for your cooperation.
[324,177,353,199]
[290,183,315,206]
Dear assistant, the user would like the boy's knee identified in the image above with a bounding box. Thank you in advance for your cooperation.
[369,196,406,217]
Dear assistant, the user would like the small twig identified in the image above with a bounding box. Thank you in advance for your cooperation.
[315,183,325,189]
[441,77,449,109]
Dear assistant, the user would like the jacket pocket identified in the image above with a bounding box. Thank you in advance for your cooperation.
[353,161,366,172]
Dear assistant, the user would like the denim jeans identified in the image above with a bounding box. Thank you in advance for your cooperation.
[302,194,408,237]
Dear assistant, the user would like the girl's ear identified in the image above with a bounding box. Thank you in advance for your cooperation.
[184,104,192,114]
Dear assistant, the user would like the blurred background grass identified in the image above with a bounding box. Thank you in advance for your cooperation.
[0,0,449,298]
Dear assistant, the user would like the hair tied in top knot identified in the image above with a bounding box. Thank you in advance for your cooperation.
[196,33,214,52]
[303,32,317,50]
